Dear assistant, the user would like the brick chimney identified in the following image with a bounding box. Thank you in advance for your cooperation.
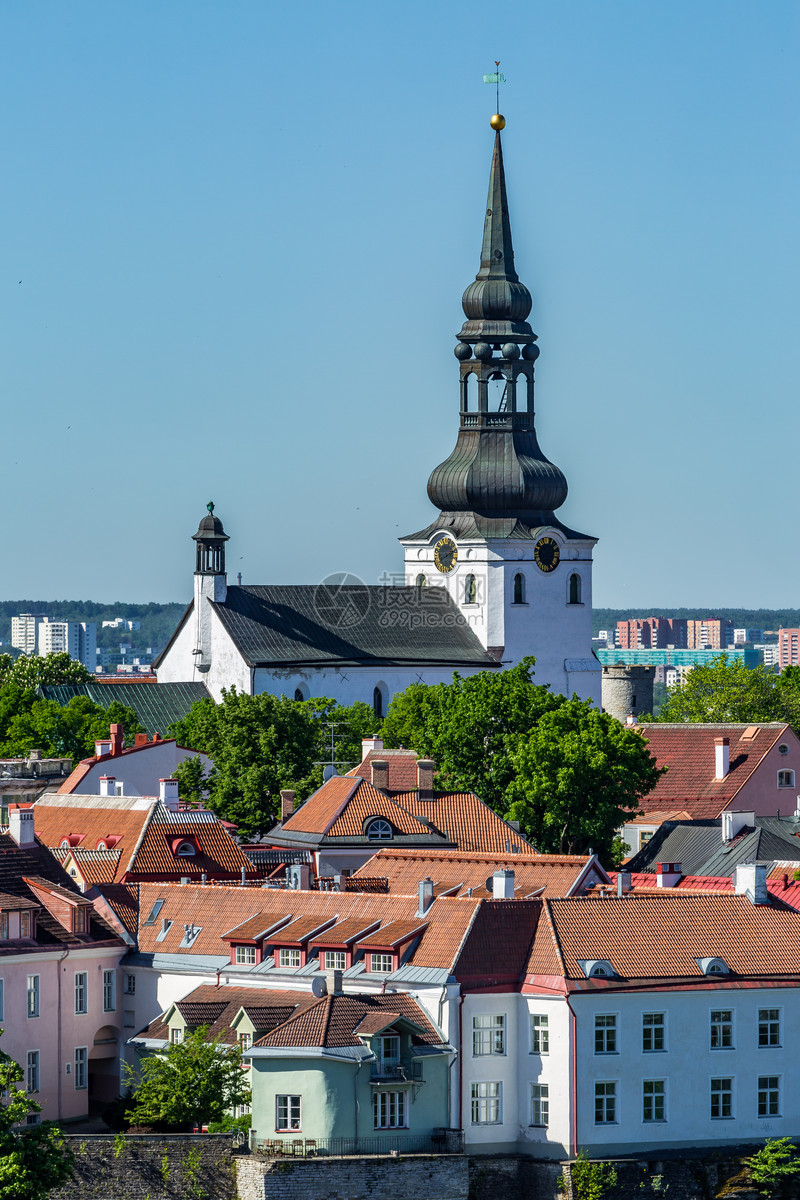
[371,760,389,791]
[134,733,148,747]
[417,758,435,799]
[99,775,116,798]
[715,737,730,780]
[109,724,124,756]
[280,790,295,821]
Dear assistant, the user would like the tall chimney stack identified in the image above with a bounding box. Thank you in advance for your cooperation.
[715,737,730,780]
[371,760,389,791]
[416,758,435,799]
[281,790,295,821]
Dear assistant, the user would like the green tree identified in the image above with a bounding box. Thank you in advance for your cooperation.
[124,1027,251,1132]
[172,754,211,807]
[0,1030,73,1200]
[654,657,783,725]
[560,1151,617,1200]
[0,653,92,689]
[169,689,320,835]
[0,695,143,763]
[382,658,563,812]
[745,1138,800,1195]
[507,698,664,857]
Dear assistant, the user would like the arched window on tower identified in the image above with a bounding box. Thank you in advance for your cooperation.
[489,373,509,412]
[294,687,306,703]
[415,573,426,588]
[463,372,477,413]
[569,573,582,605]
[373,686,385,720]
[464,575,477,605]
[513,573,526,605]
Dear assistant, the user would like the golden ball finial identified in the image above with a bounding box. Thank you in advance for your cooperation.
[490,113,506,131]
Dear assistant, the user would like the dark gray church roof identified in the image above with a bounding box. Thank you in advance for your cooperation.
[40,681,211,736]
[206,584,496,670]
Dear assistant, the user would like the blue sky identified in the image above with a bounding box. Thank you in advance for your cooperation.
[2,1,798,607]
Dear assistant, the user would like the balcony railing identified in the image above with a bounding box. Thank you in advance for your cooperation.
[253,1130,463,1157]
[370,1059,423,1082]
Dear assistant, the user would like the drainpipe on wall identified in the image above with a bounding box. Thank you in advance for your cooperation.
[566,995,578,1158]
[353,1059,362,1152]
[457,994,464,1132]
[56,948,69,1119]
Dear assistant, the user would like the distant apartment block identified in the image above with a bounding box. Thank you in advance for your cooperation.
[760,644,781,668]
[734,628,763,644]
[101,617,141,631]
[686,617,734,649]
[11,613,47,654]
[616,617,688,649]
[779,629,800,669]
[27,617,97,670]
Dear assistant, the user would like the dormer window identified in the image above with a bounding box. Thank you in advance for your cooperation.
[20,911,33,938]
[97,841,107,851]
[0,913,7,939]
[366,818,393,842]
[73,908,89,935]
[176,842,196,857]
[697,957,730,976]
[578,959,617,979]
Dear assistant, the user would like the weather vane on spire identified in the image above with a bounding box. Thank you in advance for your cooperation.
[207,500,215,515]
[483,60,506,130]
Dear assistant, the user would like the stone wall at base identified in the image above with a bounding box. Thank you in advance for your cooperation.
[53,1133,238,1200]
[237,1153,469,1200]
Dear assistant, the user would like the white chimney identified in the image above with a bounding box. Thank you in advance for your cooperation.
[159,778,180,811]
[325,969,343,996]
[417,877,435,916]
[656,862,682,888]
[362,736,384,757]
[99,775,116,798]
[492,869,515,899]
[95,739,111,759]
[288,863,311,890]
[9,806,36,848]
[721,810,755,842]
[616,870,632,896]
[735,863,769,905]
[715,737,730,780]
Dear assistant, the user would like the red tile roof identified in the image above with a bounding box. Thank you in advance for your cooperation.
[137,985,318,1044]
[347,749,420,792]
[255,991,441,1049]
[636,723,791,818]
[352,849,607,898]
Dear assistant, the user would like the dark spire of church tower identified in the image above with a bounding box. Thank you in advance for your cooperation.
[193,502,229,575]
[422,120,574,540]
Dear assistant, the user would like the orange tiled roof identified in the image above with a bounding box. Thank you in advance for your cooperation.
[352,849,606,898]
[34,805,151,857]
[138,984,318,1044]
[347,749,420,792]
[255,991,441,1049]
[526,892,800,983]
[132,818,256,881]
[389,792,534,854]
[636,724,790,818]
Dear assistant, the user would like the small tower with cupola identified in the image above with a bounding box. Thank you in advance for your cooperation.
[192,502,229,675]
[401,115,600,702]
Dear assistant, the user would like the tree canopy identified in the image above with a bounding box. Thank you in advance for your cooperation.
[648,657,800,731]
[0,652,91,689]
[0,1030,73,1200]
[124,1027,251,1131]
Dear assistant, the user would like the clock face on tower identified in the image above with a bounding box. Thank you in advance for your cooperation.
[433,536,458,573]
[533,536,560,573]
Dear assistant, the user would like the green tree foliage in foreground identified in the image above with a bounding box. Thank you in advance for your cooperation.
[383,659,663,860]
[745,1138,800,1195]
[124,1027,251,1132]
[0,654,145,763]
[0,1030,73,1200]
[648,657,800,731]
[170,690,382,835]
[559,1151,617,1200]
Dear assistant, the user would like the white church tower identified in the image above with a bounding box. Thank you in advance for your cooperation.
[401,116,600,703]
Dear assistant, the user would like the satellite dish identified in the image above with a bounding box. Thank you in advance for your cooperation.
[311,976,327,998]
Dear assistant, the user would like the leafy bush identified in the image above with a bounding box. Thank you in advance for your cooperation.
[745,1139,800,1195]
[560,1151,618,1200]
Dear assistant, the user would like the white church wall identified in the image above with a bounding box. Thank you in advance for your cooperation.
[252,663,488,710]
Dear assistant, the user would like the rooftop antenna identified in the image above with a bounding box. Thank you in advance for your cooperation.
[313,720,357,780]
[483,60,506,129]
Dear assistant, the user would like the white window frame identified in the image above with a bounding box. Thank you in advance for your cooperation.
[26,1050,39,1094]
[531,1013,549,1054]
[710,1077,734,1119]
[27,975,39,1018]
[778,769,795,788]
[103,970,116,1013]
[366,818,393,842]
[710,1009,734,1050]
[530,1083,549,1127]
[594,1080,617,1125]
[642,1012,666,1053]
[594,1013,617,1054]
[323,950,346,970]
[239,1032,253,1052]
[758,1007,781,1048]
[74,1047,88,1090]
[471,1081,502,1125]
[758,1075,781,1118]
[170,1027,183,1045]
[74,972,88,1015]
[643,1079,666,1123]
[124,974,136,995]
[472,1014,506,1057]
[235,945,257,965]
[369,952,394,973]
[278,948,301,968]
[276,1094,302,1132]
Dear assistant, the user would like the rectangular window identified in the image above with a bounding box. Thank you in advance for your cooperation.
[643,1080,666,1122]
[594,1081,617,1125]
[373,1090,407,1129]
[103,970,116,1013]
[74,972,88,1015]
[276,1094,302,1131]
[20,911,31,938]
[710,1078,733,1119]
[26,1051,39,1094]
[369,953,394,973]
[472,1014,506,1057]
[73,908,88,934]
[170,1027,183,1045]
[642,1012,665,1053]
[376,1034,400,1071]
[710,1010,733,1049]
[531,1014,549,1054]
[239,1032,253,1052]
[26,975,39,1018]
[758,1008,781,1048]
[235,945,257,965]
[124,974,135,995]
[594,1014,617,1054]
[0,913,7,939]
[74,1047,87,1090]
[278,948,301,968]
[471,1081,502,1125]
[758,1076,780,1118]
[530,1083,549,1127]
[323,950,346,970]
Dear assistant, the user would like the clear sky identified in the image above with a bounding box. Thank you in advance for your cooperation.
[2,1,798,608]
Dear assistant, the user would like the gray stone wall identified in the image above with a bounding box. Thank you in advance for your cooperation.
[53,1133,238,1200]
[601,664,655,721]
[237,1153,469,1200]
